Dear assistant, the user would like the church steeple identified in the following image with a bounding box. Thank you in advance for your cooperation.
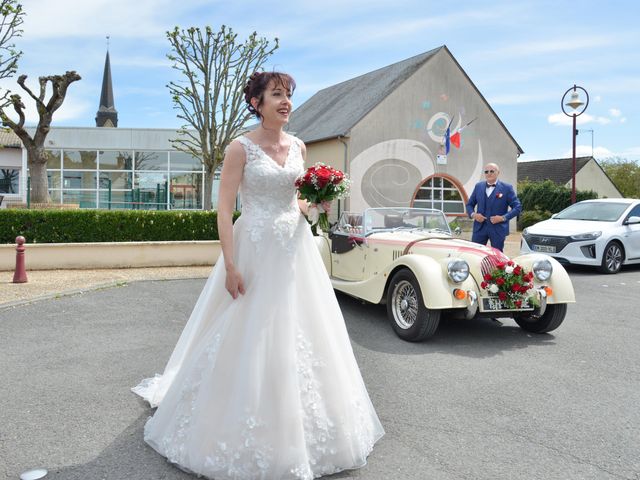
[96,47,118,127]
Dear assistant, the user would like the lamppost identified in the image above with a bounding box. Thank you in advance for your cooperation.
[561,85,589,203]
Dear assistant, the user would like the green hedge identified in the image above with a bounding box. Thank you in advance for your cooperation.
[518,180,598,213]
[0,209,239,244]
[515,180,599,230]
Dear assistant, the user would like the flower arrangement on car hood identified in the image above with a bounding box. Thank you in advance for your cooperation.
[481,260,539,309]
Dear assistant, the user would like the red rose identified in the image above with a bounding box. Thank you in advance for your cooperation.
[483,273,492,281]
[496,277,505,286]
[514,265,522,275]
[481,281,488,289]
[498,291,507,301]
[496,262,505,270]
[515,300,522,308]
[507,261,514,266]
[511,283,520,292]
[332,170,344,185]
[315,167,332,188]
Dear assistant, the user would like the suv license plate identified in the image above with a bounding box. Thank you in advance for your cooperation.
[533,244,556,253]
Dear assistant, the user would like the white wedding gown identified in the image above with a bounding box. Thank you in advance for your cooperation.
[132,134,384,480]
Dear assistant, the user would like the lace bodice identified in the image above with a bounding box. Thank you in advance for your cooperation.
[236,135,306,251]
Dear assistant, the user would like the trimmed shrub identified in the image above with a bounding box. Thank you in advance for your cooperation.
[517,209,553,230]
[0,209,239,244]
[518,180,598,215]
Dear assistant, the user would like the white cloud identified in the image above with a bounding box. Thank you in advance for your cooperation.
[1,94,91,126]
[594,96,602,102]
[562,146,614,158]
[548,112,612,126]
[479,34,620,60]
[620,117,627,123]
[609,108,622,117]
[20,0,211,40]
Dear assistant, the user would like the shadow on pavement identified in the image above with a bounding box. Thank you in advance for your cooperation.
[337,291,559,359]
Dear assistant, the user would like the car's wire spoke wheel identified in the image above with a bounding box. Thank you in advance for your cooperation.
[386,269,440,342]
[391,280,419,329]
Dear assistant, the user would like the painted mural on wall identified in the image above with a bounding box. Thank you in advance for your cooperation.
[350,101,484,214]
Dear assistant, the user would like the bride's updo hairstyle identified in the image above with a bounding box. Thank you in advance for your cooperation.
[244,71,296,120]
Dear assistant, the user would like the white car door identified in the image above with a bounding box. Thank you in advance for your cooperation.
[622,204,640,261]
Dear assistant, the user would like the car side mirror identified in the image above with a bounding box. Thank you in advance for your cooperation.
[551,213,558,219]
[625,216,640,225]
[454,226,462,236]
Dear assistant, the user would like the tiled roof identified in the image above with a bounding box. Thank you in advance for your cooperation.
[0,129,21,147]
[518,156,593,184]
[285,47,442,143]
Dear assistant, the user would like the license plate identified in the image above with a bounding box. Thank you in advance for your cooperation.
[481,297,534,312]
[533,244,556,253]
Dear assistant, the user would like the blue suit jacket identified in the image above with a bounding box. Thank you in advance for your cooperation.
[465,180,522,236]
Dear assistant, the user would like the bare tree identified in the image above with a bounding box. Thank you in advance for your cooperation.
[0,71,81,203]
[0,0,24,88]
[167,25,278,209]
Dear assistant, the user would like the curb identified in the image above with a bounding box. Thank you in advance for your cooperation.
[0,276,209,311]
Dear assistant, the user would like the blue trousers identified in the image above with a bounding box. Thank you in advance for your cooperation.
[472,228,506,252]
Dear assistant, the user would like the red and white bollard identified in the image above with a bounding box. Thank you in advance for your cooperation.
[13,236,28,284]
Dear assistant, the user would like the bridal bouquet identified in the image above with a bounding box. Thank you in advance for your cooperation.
[295,163,351,231]
[480,261,538,309]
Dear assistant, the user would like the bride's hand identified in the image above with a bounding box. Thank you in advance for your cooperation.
[297,198,309,215]
[225,267,246,299]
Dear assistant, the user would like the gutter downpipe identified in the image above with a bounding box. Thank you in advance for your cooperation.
[337,134,348,218]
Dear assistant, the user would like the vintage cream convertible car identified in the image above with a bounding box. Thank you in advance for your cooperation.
[315,208,575,342]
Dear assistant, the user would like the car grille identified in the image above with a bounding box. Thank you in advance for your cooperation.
[481,253,510,278]
[523,234,570,252]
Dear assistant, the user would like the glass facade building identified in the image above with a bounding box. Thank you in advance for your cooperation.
[12,127,219,210]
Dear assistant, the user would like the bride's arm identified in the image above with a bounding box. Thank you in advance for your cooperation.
[218,141,246,299]
[297,140,309,215]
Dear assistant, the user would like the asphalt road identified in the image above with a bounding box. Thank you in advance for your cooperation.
[1,264,640,480]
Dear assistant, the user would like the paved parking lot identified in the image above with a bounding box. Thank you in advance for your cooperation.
[1,263,639,480]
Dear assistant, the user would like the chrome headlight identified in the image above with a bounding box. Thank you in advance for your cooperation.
[570,231,602,241]
[447,259,470,283]
[532,258,553,281]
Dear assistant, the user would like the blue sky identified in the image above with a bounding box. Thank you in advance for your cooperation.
[6,0,640,162]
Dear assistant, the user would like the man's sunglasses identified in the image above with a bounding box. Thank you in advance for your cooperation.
[484,170,496,174]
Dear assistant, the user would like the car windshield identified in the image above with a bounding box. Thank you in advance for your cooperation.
[361,208,451,235]
[554,202,630,222]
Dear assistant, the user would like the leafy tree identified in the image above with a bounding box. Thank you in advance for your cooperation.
[598,157,640,198]
[167,25,279,209]
[0,71,82,203]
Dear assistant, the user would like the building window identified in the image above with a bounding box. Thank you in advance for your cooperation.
[412,174,467,214]
[135,151,168,171]
[0,168,20,194]
[63,150,97,170]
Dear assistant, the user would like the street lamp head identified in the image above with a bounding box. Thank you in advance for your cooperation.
[565,90,585,111]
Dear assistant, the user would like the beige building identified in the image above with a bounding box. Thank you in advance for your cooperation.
[286,45,523,221]
[517,156,623,198]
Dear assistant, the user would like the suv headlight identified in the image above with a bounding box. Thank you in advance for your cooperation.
[570,231,602,241]
[532,258,553,281]
[447,259,469,283]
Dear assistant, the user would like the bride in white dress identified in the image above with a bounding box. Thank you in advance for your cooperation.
[132,71,384,479]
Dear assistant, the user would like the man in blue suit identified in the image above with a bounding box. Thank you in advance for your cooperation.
[465,163,521,252]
